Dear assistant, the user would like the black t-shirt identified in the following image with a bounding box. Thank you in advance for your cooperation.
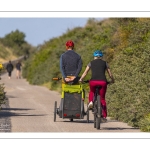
[88,59,109,81]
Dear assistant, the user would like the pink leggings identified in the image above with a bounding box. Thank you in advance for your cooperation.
[89,80,107,118]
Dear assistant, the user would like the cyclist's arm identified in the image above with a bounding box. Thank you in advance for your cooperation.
[106,68,114,83]
[79,66,90,81]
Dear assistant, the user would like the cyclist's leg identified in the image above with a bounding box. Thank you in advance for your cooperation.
[89,80,96,103]
[98,81,107,118]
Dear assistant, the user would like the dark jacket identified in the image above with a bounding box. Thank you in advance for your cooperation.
[60,50,82,78]
[6,63,14,72]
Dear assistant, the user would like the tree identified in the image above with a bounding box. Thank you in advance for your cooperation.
[4,29,26,47]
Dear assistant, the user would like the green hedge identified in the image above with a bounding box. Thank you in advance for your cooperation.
[0,65,6,109]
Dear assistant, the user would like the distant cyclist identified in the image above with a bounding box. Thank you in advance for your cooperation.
[60,40,82,83]
[79,50,114,121]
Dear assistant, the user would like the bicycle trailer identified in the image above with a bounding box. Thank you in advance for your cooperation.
[58,83,85,119]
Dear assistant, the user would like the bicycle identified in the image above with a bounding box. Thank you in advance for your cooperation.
[92,85,103,129]
[82,80,111,130]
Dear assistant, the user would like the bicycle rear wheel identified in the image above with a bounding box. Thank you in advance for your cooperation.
[93,101,97,128]
[96,117,101,129]
[96,95,101,129]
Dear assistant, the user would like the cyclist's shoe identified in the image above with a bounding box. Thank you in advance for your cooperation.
[101,117,107,123]
[88,101,93,109]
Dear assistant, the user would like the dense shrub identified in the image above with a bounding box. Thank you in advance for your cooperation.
[139,113,150,132]
[0,64,6,109]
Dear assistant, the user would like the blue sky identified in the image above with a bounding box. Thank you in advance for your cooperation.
[0,18,103,47]
[0,1,149,47]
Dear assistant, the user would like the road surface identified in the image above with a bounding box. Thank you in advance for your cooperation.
[0,69,141,133]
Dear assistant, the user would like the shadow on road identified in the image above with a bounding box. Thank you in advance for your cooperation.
[0,111,47,118]
[102,127,140,130]
[58,119,140,130]
[56,119,94,124]
[6,95,17,98]
[1,108,34,111]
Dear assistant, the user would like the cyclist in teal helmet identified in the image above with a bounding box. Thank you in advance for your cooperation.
[79,50,114,121]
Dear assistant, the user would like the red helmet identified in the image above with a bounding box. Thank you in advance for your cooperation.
[66,40,74,47]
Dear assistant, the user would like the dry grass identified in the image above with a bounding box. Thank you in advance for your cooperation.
[0,44,17,63]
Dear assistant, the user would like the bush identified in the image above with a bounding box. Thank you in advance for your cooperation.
[0,65,6,109]
[139,114,150,132]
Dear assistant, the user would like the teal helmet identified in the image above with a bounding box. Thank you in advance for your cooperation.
[93,50,103,57]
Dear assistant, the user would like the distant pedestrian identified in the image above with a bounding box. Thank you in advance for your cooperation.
[16,61,22,79]
[6,60,14,79]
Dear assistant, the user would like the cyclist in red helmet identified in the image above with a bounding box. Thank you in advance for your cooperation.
[60,40,82,83]
[79,50,114,121]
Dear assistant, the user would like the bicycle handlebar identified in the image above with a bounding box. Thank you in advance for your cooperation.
[52,77,62,81]
[52,77,113,85]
